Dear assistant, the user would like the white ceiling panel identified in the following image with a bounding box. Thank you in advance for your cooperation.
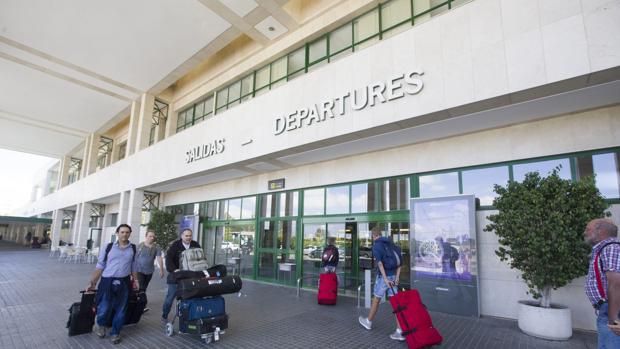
[222,0,258,18]
[0,118,83,157]
[0,57,129,132]
[0,0,231,91]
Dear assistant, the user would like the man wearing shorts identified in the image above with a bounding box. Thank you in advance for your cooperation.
[358,226,404,341]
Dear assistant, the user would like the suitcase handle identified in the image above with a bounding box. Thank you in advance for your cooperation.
[80,289,96,294]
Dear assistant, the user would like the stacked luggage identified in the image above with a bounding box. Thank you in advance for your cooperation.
[165,248,242,344]
[67,290,96,336]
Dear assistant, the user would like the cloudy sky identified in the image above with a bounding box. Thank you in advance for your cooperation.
[0,149,56,216]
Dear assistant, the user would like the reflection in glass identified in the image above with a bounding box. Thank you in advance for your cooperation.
[513,158,570,181]
[303,188,325,215]
[258,252,275,278]
[462,166,509,206]
[276,252,296,285]
[260,221,276,249]
[351,183,370,213]
[279,191,298,217]
[419,172,459,198]
[241,196,256,219]
[593,153,620,198]
[326,186,349,214]
[380,178,409,211]
[302,224,326,286]
[277,220,297,250]
[228,198,241,220]
[217,200,227,220]
[260,194,276,218]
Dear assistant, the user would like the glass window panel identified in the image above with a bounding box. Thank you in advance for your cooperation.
[593,153,620,198]
[351,183,370,213]
[271,56,287,82]
[204,96,214,116]
[330,23,353,54]
[384,178,409,211]
[241,74,254,97]
[227,198,242,220]
[513,158,571,182]
[353,9,379,44]
[228,81,241,102]
[194,100,204,118]
[303,188,325,215]
[279,191,298,217]
[326,185,349,214]
[382,0,412,29]
[176,110,186,128]
[255,65,270,90]
[308,37,327,63]
[260,220,276,249]
[258,252,275,278]
[419,172,459,198]
[288,47,305,74]
[216,88,228,108]
[462,166,509,206]
[413,0,432,25]
[241,196,256,219]
[260,194,277,218]
[430,0,450,16]
[216,200,227,220]
[277,220,297,250]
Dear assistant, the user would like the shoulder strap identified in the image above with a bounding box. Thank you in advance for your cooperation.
[131,243,136,262]
[103,243,113,263]
[594,242,620,300]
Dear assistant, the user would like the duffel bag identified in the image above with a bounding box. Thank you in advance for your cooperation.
[178,296,225,321]
[173,265,228,282]
[176,275,242,300]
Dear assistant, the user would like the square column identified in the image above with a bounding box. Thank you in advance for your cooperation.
[118,190,130,226]
[51,209,63,248]
[126,100,141,156]
[164,102,176,139]
[70,203,82,244]
[83,133,101,176]
[76,202,92,247]
[57,156,71,190]
[135,93,155,152]
[127,189,144,244]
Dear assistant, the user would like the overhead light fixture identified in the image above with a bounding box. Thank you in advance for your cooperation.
[268,26,275,32]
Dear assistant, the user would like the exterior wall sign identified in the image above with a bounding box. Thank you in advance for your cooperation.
[268,178,285,190]
[274,70,424,135]
[185,139,225,164]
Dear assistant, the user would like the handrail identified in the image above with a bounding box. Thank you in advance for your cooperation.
[296,276,316,297]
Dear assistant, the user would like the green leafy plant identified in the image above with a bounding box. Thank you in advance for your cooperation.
[147,208,178,251]
[484,168,609,308]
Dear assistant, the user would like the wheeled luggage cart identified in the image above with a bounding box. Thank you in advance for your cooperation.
[164,296,228,345]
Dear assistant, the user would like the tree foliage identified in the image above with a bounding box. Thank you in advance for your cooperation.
[147,208,178,251]
[484,168,609,307]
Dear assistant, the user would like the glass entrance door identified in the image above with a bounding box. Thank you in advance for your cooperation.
[204,223,255,277]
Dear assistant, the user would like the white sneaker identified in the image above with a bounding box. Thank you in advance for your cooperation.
[390,329,405,341]
[358,316,372,330]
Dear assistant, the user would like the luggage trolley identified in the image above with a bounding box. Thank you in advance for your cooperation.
[164,295,228,345]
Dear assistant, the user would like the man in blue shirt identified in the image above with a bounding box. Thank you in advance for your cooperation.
[87,224,138,345]
[358,226,405,342]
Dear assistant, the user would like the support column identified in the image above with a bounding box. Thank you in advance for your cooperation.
[127,189,144,244]
[126,100,141,156]
[118,191,130,226]
[57,156,71,190]
[76,202,92,247]
[51,209,63,248]
[164,103,177,139]
[83,133,100,176]
[135,93,155,152]
[71,204,82,244]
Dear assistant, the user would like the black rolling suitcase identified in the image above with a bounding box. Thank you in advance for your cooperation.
[179,313,228,335]
[67,290,96,336]
[124,291,147,325]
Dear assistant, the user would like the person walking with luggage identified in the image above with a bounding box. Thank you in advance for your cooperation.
[136,230,164,313]
[87,224,139,345]
[584,218,620,348]
[359,226,405,342]
[162,228,200,324]
[322,237,339,273]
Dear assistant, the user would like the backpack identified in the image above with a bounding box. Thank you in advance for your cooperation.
[104,242,136,263]
[322,245,339,264]
[180,247,210,271]
[379,239,402,270]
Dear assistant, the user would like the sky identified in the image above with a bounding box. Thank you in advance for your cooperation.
[0,149,57,216]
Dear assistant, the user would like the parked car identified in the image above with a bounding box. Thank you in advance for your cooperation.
[221,241,239,253]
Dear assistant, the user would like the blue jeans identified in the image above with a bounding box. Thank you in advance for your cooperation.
[597,303,620,349]
[162,284,177,320]
[373,275,398,298]
[96,279,129,336]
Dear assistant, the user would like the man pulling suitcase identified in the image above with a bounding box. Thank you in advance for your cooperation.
[86,224,139,345]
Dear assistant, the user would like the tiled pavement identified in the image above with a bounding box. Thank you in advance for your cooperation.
[0,240,597,348]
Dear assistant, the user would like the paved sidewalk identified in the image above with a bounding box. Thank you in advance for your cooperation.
[0,240,597,348]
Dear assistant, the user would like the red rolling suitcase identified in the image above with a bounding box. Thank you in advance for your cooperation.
[389,288,442,349]
[317,273,337,305]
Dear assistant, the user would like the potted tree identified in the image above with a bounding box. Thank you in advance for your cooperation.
[147,208,178,251]
[484,168,609,340]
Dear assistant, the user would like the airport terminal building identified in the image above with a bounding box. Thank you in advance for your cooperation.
[6,0,620,331]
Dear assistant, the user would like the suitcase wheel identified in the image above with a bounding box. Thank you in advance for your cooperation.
[164,322,175,337]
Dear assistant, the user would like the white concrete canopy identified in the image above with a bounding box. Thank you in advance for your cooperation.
[0,0,298,158]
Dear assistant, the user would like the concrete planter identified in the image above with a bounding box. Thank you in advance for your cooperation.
[517,300,572,340]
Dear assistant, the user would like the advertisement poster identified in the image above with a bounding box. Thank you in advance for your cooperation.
[411,196,475,281]
[180,215,199,241]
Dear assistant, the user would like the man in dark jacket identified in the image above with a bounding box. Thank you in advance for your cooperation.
[161,228,200,323]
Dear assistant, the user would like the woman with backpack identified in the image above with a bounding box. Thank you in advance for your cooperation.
[135,230,164,312]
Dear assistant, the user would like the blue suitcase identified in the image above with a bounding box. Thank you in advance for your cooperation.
[178,297,225,321]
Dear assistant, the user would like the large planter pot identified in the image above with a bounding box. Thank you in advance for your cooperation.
[517,300,572,340]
